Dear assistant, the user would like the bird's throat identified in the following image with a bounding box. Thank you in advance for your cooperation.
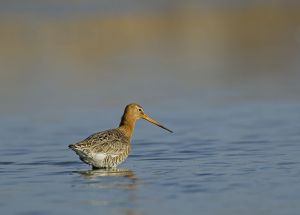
[119,115,136,139]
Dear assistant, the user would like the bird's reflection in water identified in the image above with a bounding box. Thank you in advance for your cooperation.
[74,168,141,214]
[78,168,135,179]
[75,168,138,190]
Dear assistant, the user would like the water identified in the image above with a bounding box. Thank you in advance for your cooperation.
[1,101,300,215]
[1,1,300,215]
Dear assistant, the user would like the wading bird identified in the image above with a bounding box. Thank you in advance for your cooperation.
[69,103,172,169]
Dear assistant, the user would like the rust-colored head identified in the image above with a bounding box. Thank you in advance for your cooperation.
[119,103,173,133]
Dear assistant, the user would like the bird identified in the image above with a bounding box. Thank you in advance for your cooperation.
[69,103,172,169]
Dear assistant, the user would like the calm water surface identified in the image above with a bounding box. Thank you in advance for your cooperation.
[1,2,300,214]
[1,101,300,215]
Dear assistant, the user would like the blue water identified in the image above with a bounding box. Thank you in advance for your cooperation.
[1,101,300,215]
[1,2,300,214]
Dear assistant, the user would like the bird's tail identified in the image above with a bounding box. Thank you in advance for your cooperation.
[68,144,76,150]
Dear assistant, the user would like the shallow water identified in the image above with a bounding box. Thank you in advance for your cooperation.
[1,101,300,215]
[1,2,300,214]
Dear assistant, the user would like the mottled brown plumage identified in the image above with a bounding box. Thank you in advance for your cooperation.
[69,103,172,169]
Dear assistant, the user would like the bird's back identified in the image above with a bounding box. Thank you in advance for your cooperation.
[69,128,131,168]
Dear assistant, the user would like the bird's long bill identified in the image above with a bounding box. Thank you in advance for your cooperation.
[142,114,173,133]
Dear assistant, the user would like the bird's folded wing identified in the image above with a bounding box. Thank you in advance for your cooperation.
[71,129,129,156]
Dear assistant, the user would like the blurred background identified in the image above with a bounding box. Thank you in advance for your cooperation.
[1,0,300,115]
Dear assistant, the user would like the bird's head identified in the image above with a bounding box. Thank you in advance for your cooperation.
[123,103,173,133]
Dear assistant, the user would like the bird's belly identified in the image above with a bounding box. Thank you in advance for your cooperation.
[91,152,128,168]
[92,153,111,166]
[94,153,108,161]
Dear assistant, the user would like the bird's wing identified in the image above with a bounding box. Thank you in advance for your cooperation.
[70,129,129,156]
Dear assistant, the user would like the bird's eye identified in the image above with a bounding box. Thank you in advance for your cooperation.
[138,108,142,112]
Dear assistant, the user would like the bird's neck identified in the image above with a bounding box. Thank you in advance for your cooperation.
[118,114,136,140]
